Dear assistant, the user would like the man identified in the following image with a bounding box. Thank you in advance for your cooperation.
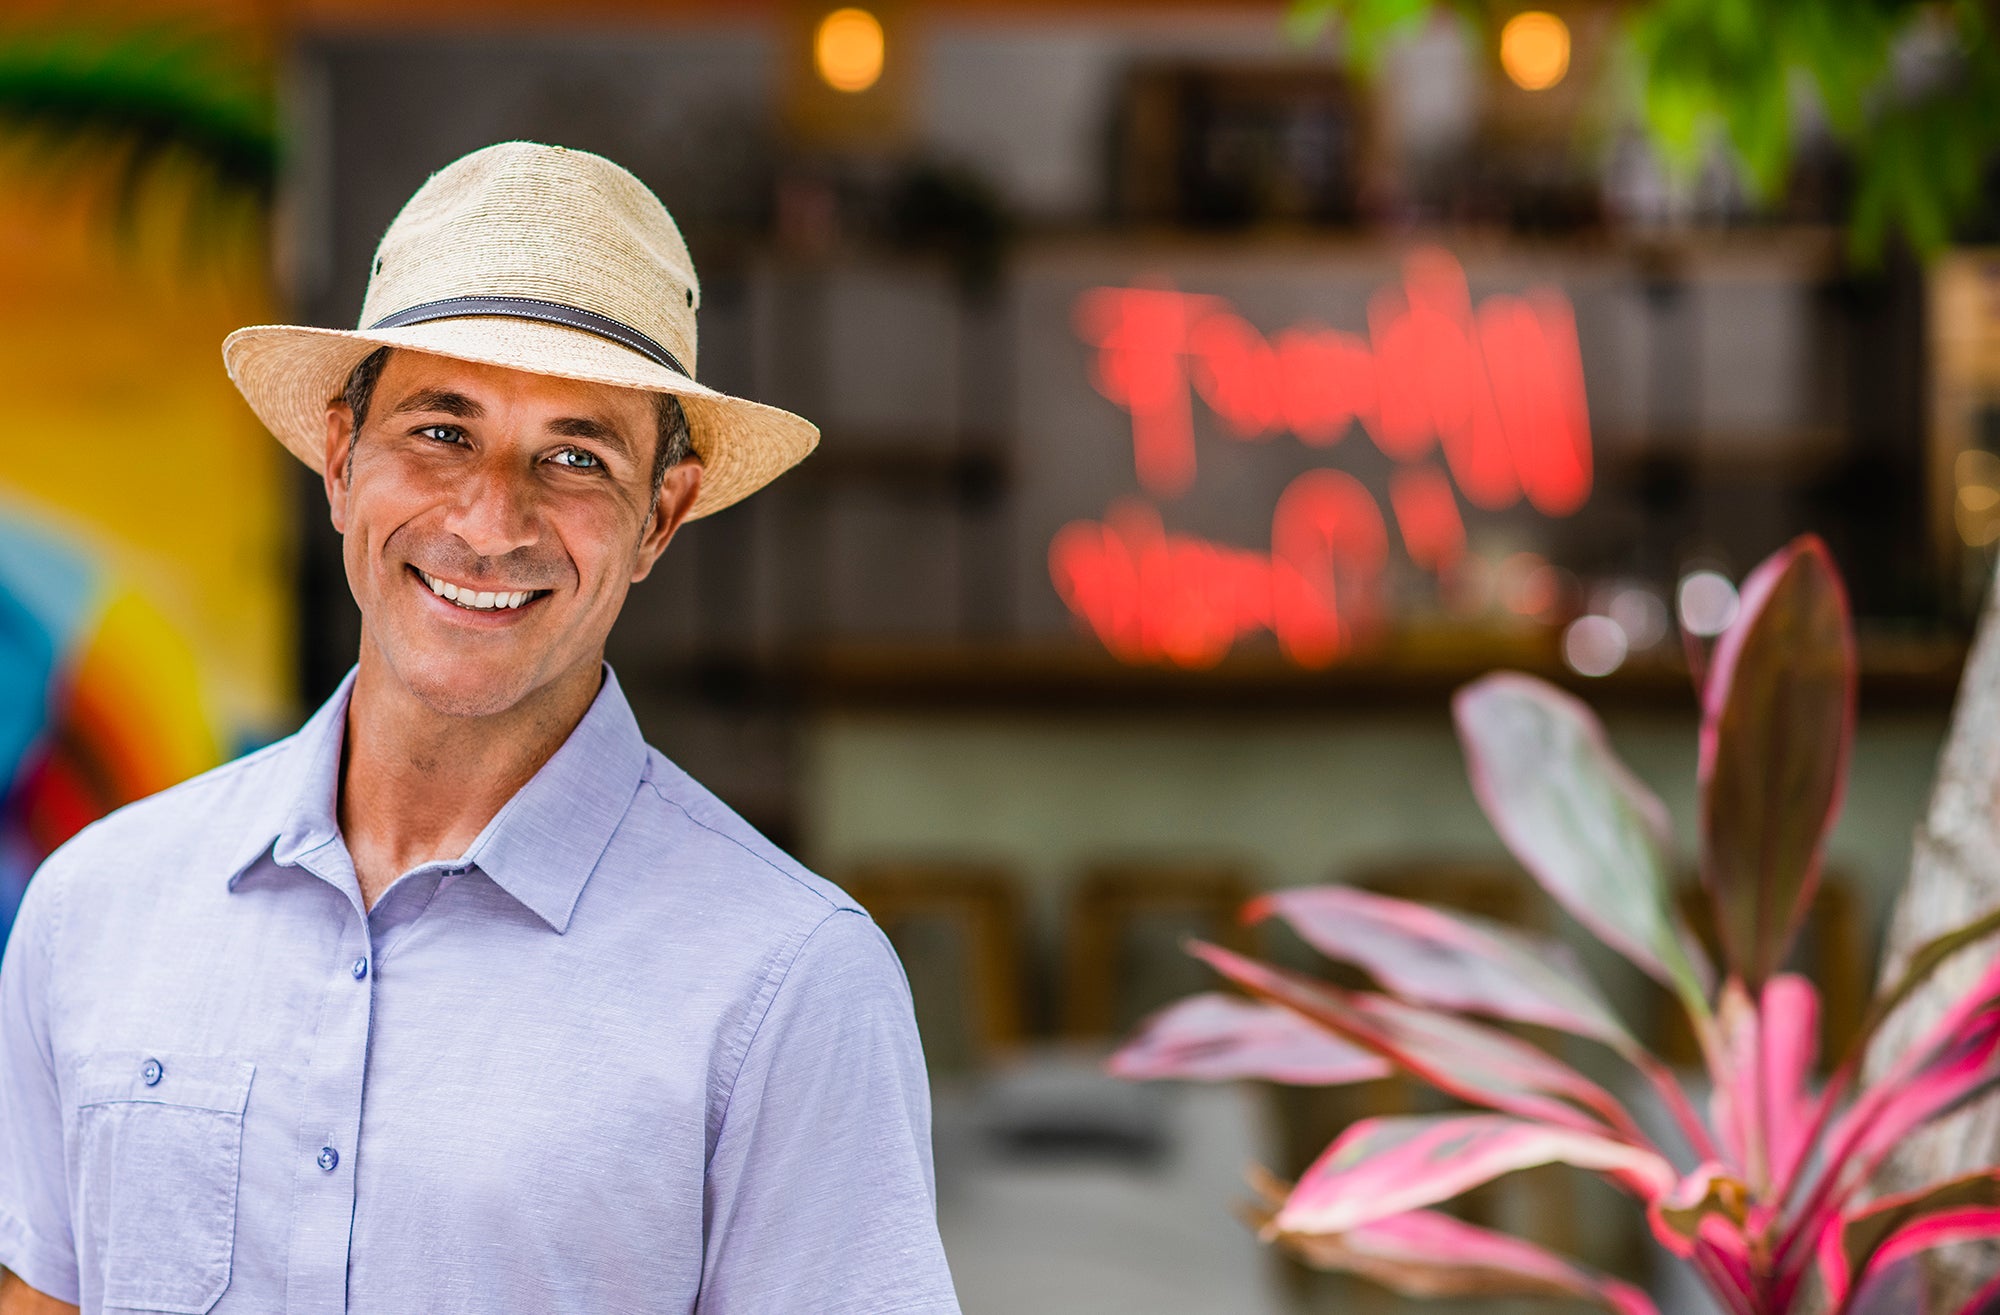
[0,142,961,1314]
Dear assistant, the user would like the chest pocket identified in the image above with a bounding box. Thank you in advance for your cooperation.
[72,1051,255,1314]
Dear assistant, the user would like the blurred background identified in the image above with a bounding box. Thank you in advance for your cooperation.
[3,0,1998,1309]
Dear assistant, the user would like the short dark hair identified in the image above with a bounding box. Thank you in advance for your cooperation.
[341,346,695,492]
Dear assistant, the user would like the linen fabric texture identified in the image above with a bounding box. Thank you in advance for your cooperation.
[0,667,960,1314]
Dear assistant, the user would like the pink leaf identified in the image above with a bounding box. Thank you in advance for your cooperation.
[1455,673,1713,1007]
[1816,1169,2000,1308]
[1108,992,1392,1085]
[1834,991,2000,1186]
[1271,1208,1659,1314]
[1762,974,1822,1190]
[1189,940,1646,1139]
[1774,922,2000,1217]
[1868,1208,2000,1282]
[1699,535,1856,987]
[1276,1113,1678,1235]
[1796,984,2000,1254]
[1708,979,1762,1178]
[1692,1218,1757,1306]
[1246,885,1636,1049]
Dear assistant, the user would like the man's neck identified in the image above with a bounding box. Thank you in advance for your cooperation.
[337,649,604,909]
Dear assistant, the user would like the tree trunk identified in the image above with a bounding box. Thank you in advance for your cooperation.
[1868,554,2000,1304]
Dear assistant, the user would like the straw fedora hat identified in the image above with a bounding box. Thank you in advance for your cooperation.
[223,140,817,519]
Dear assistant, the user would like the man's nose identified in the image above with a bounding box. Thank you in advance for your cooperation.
[443,455,542,559]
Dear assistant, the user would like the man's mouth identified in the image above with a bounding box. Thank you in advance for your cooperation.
[414,567,549,612]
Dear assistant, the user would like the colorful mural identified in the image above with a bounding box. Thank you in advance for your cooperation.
[0,503,224,940]
[0,179,292,941]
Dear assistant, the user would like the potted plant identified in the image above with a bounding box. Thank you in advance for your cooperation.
[1113,535,2000,1313]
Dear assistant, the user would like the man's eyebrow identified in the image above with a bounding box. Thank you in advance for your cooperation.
[549,415,636,459]
[387,388,484,419]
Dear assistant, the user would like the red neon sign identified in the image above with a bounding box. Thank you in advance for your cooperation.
[1071,247,1592,514]
[1058,249,1592,669]
[1049,474,1390,670]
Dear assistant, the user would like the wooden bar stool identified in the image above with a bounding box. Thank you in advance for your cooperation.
[841,862,1028,1071]
[1062,861,1257,1040]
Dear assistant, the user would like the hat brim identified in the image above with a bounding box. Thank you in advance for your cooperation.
[223,316,818,520]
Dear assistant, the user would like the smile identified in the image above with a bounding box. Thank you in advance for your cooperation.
[416,568,547,612]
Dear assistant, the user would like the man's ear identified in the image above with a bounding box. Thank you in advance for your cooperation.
[631,460,703,583]
[323,401,356,534]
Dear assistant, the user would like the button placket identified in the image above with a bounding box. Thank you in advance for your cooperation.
[283,898,376,1315]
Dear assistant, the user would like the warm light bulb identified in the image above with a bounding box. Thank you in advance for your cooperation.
[815,8,884,93]
[1500,11,1571,91]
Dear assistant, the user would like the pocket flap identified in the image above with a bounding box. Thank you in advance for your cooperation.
[75,1050,255,1114]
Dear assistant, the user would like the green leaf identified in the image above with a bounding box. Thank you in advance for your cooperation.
[1698,535,1855,988]
[1454,673,1714,1013]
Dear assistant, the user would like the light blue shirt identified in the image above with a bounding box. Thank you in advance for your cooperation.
[0,667,959,1314]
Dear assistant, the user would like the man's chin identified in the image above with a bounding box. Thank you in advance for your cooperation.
[386,649,549,721]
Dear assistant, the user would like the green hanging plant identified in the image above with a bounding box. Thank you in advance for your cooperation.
[1289,0,2000,262]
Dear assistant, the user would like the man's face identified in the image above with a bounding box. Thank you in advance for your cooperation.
[322,350,701,719]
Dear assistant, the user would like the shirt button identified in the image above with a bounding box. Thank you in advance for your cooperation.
[317,1146,339,1172]
[351,956,369,980]
[141,1058,162,1086]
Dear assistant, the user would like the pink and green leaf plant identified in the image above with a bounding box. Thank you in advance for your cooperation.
[1110,534,2000,1314]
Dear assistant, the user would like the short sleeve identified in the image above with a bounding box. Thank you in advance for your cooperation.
[698,909,959,1315]
[0,864,79,1301]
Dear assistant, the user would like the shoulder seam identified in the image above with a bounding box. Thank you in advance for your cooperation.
[642,778,848,915]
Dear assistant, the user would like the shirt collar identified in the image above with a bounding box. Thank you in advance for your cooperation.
[221,668,354,883]
[228,664,650,934]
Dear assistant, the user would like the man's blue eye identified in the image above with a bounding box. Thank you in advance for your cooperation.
[417,425,459,443]
[554,449,602,470]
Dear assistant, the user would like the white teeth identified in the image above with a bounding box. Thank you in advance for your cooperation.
[419,569,536,612]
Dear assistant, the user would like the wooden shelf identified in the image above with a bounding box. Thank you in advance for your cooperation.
[767,627,1971,717]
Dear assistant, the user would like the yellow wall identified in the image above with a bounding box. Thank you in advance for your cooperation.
[0,178,294,740]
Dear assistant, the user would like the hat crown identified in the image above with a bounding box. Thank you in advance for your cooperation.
[358,142,700,379]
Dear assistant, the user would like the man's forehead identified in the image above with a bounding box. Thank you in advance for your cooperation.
[379,349,652,419]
